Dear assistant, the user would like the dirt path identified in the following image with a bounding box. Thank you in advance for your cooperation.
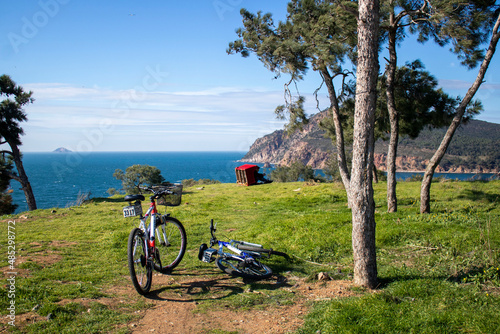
[2,256,356,334]
[115,269,356,334]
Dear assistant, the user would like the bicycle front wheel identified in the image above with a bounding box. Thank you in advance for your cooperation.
[128,228,152,295]
[154,216,187,274]
[216,256,273,280]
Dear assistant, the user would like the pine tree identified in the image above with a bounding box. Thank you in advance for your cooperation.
[0,75,37,211]
[380,0,498,213]
[421,12,500,213]
[228,0,358,202]
[229,0,380,288]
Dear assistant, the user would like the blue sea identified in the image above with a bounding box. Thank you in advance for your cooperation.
[10,151,497,213]
[11,151,256,213]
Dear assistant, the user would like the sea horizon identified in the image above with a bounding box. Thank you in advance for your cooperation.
[9,151,498,214]
[11,151,253,213]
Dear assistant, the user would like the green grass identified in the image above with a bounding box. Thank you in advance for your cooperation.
[298,279,500,334]
[0,180,499,333]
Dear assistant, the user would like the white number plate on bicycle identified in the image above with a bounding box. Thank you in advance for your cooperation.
[123,204,142,218]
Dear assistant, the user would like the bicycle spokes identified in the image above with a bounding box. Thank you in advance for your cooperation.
[153,217,187,274]
[123,186,187,295]
[128,228,152,295]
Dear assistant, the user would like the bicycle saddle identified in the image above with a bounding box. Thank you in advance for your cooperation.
[124,194,145,202]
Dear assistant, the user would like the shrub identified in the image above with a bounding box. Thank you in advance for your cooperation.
[270,161,316,182]
[113,164,165,194]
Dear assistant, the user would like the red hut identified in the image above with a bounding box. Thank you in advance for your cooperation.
[235,164,260,186]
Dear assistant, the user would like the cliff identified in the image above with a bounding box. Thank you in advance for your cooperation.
[241,112,500,173]
[242,112,333,169]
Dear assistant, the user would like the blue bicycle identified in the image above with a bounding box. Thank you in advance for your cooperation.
[198,220,288,280]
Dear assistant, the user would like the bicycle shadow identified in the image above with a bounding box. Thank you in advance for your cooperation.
[145,268,291,302]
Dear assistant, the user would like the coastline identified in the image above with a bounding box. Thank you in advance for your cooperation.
[240,159,500,175]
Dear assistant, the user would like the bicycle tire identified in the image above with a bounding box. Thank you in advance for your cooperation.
[154,216,187,274]
[128,228,152,295]
[216,256,273,280]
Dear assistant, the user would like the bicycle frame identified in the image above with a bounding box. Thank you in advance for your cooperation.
[217,240,257,261]
[140,201,158,248]
[137,198,165,260]
[211,232,264,265]
[141,200,174,259]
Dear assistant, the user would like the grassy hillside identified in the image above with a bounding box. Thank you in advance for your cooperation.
[1,181,499,333]
[378,120,500,170]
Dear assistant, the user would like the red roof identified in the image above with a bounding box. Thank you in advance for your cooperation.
[235,164,259,171]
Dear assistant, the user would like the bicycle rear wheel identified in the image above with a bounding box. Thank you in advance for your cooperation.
[154,216,187,274]
[216,256,272,280]
[128,228,152,295]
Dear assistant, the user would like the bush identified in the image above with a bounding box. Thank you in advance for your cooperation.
[270,161,317,182]
[113,164,165,194]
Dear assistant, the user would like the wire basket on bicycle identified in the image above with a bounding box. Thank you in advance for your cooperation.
[153,183,183,206]
[124,183,187,295]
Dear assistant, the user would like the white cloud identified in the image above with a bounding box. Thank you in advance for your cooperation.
[21,82,291,152]
[438,79,500,92]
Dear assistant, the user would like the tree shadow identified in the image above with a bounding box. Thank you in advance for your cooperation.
[145,269,291,302]
[457,189,499,204]
[376,274,451,289]
[91,197,125,203]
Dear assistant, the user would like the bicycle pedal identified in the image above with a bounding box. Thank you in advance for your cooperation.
[202,248,217,263]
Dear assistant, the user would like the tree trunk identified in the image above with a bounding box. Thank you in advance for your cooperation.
[7,142,37,211]
[351,0,380,289]
[321,68,352,203]
[386,17,399,213]
[420,13,500,214]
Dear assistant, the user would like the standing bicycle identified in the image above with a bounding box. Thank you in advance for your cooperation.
[122,184,187,295]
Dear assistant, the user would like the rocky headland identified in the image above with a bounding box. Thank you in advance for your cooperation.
[241,111,500,174]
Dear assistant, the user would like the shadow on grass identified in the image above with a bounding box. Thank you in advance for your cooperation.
[376,274,451,289]
[90,197,125,203]
[457,189,499,204]
[145,268,293,302]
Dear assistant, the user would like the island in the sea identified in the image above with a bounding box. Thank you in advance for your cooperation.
[53,147,72,153]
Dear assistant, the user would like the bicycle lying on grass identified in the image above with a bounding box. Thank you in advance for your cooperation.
[198,219,289,280]
[122,184,187,295]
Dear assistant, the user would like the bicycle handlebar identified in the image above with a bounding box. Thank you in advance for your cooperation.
[139,185,174,197]
[209,219,217,246]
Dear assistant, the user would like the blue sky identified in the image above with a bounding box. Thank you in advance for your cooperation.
[2,0,499,152]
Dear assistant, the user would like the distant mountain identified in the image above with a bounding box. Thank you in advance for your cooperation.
[53,147,72,153]
[241,111,500,173]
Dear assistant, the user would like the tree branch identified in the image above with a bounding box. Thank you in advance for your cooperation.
[334,0,358,19]
[313,78,325,112]
[0,170,21,183]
